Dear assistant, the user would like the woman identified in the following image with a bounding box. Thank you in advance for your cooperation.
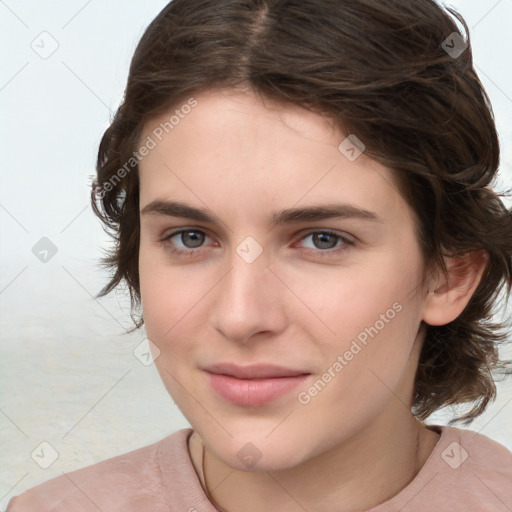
[8,0,512,510]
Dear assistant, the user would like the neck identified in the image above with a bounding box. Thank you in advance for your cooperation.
[189,408,440,512]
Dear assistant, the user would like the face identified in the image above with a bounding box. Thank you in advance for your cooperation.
[138,88,429,471]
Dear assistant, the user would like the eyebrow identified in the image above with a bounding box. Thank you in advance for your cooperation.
[141,200,383,226]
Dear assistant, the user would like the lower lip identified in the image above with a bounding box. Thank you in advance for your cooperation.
[205,371,310,407]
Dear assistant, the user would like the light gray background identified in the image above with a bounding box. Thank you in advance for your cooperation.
[1,0,511,506]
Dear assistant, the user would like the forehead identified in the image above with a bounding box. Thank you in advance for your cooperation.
[143,88,348,156]
[138,88,411,228]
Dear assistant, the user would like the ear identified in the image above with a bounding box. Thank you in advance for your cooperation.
[422,250,488,326]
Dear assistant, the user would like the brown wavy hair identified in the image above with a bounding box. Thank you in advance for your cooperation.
[91,0,512,424]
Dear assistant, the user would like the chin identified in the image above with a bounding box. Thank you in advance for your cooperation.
[205,428,312,472]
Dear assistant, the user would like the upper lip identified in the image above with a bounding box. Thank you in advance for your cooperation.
[203,363,310,379]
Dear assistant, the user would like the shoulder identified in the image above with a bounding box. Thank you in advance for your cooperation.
[383,425,512,512]
[440,426,512,509]
[6,429,192,512]
[441,425,512,475]
[447,425,512,485]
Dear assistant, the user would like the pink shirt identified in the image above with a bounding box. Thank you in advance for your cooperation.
[7,425,512,511]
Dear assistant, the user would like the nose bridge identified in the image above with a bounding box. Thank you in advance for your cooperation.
[222,236,271,310]
[211,235,284,342]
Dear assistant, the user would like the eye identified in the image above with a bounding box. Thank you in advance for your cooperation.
[161,229,213,256]
[295,230,354,257]
[160,228,354,258]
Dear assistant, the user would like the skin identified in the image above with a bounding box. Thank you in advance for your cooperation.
[138,87,486,512]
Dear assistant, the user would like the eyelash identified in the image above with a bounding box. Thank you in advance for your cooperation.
[160,229,354,258]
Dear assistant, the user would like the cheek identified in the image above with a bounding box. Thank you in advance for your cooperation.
[283,247,422,343]
[139,245,180,347]
[138,253,203,407]
[138,246,219,393]
[139,241,204,334]
[291,250,423,383]
[297,255,424,411]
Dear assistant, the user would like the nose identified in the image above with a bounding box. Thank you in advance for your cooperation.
[210,242,287,345]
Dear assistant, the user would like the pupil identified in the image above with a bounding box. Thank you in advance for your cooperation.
[315,233,335,249]
[184,231,204,248]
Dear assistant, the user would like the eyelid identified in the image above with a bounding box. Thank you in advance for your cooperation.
[296,228,355,243]
[161,227,214,242]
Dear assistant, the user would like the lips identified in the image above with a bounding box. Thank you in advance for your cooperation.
[203,362,309,379]
[203,363,311,407]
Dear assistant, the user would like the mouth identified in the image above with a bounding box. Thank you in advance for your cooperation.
[202,363,311,407]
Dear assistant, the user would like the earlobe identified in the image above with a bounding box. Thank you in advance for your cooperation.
[422,250,488,326]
